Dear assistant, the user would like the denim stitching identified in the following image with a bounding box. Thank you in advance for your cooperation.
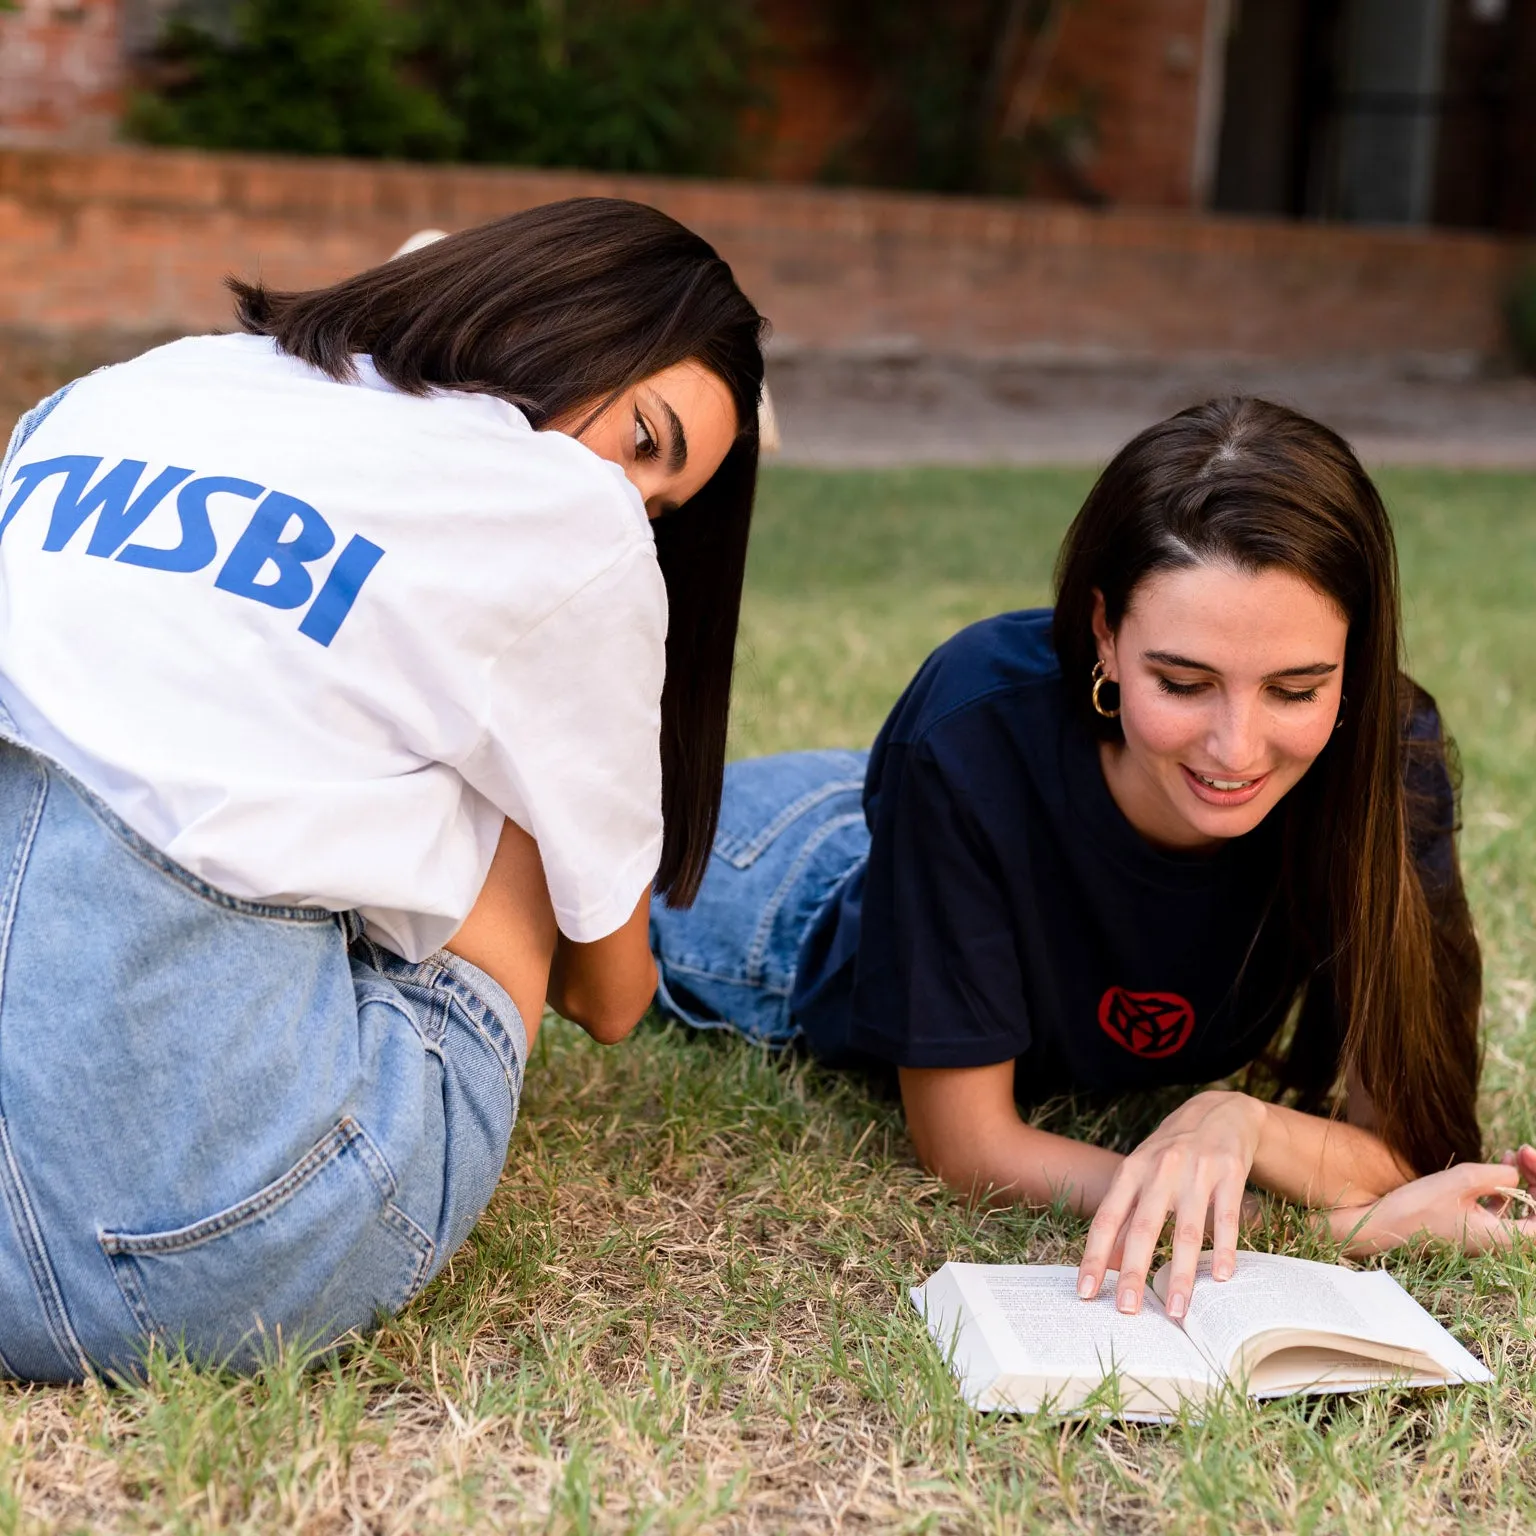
[663,957,793,995]
[713,778,865,869]
[0,383,77,485]
[423,956,526,1085]
[0,742,332,926]
[380,1202,435,1302]
[103,1247,159,1340]
[744,811,868,986]
[100,1118,387,1258]
[0,764,90,1375]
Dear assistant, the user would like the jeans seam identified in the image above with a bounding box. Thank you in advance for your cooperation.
[381,1202,436,1302]
[0,764,90,1375]
[99,1118,391,1258]
[0,741,331,926]
[744,812,868,986]
[420,953,527,1088]
[663,957,793,995]
[714,778,865,868]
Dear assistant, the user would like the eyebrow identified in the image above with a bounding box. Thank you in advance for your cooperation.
[660,398,688,475]
[1142,649,1340,681]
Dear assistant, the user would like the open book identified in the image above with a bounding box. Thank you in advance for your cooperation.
[912,1252,1490,1420]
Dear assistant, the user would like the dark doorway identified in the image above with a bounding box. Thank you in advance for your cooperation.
[1213,0,1535,232]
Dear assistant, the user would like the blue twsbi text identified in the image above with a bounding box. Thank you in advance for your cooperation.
[0,455,385,647]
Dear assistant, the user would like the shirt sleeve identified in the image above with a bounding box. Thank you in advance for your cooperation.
[457,541,667,943]
[848,735,1032,1069]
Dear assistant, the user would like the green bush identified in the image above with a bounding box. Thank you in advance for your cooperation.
[411,0,766,177]
[1509,262,1536,374]
[127,0,767,177]
[126,0,460,160]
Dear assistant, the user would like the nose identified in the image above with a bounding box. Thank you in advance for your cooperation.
[1208,691,1265,773]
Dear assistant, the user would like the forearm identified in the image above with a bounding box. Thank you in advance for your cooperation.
[917,1111,1124,1214]
[1248,1097,1412,1209]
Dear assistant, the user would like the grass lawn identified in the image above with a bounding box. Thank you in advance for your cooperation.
[3,465,1534,1534]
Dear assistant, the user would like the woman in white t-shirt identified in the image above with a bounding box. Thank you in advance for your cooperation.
[0,197,764,1380]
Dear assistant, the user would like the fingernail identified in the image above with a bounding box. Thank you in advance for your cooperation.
[1078,1276,1096,1299]
[1167,1291,1186,1320]
[1117,1287,1137,1314]
[1213,1258,1233,1281]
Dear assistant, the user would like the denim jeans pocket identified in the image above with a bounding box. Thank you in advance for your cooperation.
[711,750,868,870]
[98,1116,434,1371]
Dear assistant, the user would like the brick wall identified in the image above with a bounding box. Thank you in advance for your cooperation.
[752,0,1223,210]
[0,0,122,145]
[1045,0,1216,207]
[0,144,1522,364]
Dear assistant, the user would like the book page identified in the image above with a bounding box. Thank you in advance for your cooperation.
[1161,1253,1490,1387]
[1164,1253,1371,1372]
[959,1265,1212,1384]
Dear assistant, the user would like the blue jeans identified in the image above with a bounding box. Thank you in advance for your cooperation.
[650,750,871,1046]
[0,712,525,1382]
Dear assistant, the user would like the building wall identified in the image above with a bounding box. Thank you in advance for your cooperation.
[0,145,1518,365]
[0,0,122,144]
[751,0,1222,209]
[1040,0,1217,208]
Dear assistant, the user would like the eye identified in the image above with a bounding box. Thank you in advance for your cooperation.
[633,410,658,460]
[1156,676,1208,697]
[1270,686,1321,704]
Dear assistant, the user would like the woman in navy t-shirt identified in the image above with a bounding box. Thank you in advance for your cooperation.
[652,396,1536,1324]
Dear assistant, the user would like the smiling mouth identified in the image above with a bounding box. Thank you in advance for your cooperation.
[1180,764,1271,805]
[1193,771,1257,791]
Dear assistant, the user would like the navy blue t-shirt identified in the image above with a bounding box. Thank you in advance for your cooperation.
[790,609,1453,1099]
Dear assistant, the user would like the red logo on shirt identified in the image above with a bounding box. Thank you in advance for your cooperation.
[1097,988,1195,1059]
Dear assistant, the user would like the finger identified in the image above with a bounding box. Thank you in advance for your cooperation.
[1207,1174,1246,1282]
[1112,1178,1178,1316]
[1160,1179,1215,1322]
[1238,1190,1263,1231]
[1519,1145,1536,1184]
[1077,1166,1144,1300]
[1457,1161,1533,1197]
[1462,1211,1536,1254]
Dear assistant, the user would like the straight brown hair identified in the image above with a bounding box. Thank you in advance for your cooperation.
[1053,397,1482,1175]
[228,197,767,906]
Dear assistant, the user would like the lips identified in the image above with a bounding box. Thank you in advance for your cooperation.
[1180,763,1271,807]
[1194,771,1254,791]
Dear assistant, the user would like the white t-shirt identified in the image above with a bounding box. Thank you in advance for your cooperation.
[0,333,668,960]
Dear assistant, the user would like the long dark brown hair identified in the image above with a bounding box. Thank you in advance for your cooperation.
[229,197,766,906]
[1052,397,1482,1175]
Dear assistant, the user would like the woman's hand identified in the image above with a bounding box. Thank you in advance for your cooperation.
[1077,1090,1267,1320]
[1332,1150,1536,1255]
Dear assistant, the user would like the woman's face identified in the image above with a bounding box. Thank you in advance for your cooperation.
[553,360,738,519]
[1093,562,1349,852]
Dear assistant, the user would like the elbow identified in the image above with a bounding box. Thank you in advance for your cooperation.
[558,976,654,1044]
[550,954,656,1045]
[574,1002,646,1045]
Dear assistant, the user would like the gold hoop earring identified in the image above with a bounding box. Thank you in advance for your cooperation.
[1091,660,1121,719]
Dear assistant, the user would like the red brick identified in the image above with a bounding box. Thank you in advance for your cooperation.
[0,144,1524,363]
